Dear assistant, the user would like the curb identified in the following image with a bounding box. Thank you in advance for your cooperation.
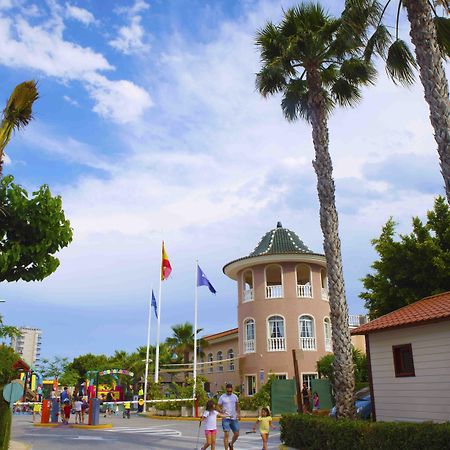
[71,424,113,429]
[33,423,60,427]
[9,441,32,450]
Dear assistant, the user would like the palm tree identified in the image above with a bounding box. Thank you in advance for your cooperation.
[255,2,377,418]
[359,0,450,202]
[0,80,39,178]
[166,322,207,365]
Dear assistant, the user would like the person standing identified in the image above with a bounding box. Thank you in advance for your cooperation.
[217,383,240,450]
[301,383,310,413]
[74,396,83,424]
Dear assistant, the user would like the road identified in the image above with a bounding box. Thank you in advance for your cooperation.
[11,414,282,449]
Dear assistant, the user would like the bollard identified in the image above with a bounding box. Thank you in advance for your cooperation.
[41,400,50,423]
[50,399,59,423]
[88,398,100,425]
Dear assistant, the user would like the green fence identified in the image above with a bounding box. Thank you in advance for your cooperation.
[271,379,297,415]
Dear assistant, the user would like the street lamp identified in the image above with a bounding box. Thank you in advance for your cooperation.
[0,300,5,303]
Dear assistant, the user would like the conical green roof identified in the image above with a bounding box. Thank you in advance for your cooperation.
[249,221,311,256]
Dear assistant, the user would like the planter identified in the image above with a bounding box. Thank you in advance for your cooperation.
[240,410,259,418]
[181,406,189,417]
[155,410,165,416]
[165,409,181,417]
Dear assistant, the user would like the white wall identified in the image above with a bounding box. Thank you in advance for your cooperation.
[369,321,450,423]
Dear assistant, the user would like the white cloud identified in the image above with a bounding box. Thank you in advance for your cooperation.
[65,3,96,26]
[0,13,151,123]
[109,15,149,55]
[63,94,79,106]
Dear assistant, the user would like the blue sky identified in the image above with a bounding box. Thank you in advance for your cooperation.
[0,0,446,363]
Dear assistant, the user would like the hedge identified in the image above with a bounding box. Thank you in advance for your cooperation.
[280,413,450,450]
[0,388,12,450]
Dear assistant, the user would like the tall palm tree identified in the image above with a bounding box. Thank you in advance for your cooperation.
[359,0,450,202]
[165,322,207,365]
[0,80,39,178]
[256,2,377,418]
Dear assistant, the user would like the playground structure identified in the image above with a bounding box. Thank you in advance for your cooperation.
[85,369,134,401]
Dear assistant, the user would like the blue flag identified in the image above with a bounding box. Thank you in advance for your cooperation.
[197,265,217,294]
[151,290,158,318]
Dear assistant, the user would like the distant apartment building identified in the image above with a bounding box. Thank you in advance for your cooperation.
[196,222,369,395]
[11,327,42,367]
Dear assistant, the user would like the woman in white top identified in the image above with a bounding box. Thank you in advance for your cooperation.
[200,399,226,450]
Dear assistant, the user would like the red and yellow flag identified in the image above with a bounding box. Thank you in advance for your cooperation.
[161,241,172,281]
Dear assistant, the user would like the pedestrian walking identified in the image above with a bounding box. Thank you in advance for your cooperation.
[217,383,240,450]
[32,396,41,422]
[200,400,227,450]
[62,399,71,424]
[252,407,276,450]
[74,396,83,424]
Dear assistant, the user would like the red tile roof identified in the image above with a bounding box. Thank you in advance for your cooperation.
[352,291,450,335]
[204,328,238,341]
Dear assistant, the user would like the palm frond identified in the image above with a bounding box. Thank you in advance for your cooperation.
[255,65,287,97]
[434,16,450,57]
[364,24,392,60]
[282,3,329,36]
[331,78,362,107]
[385,39,417,85]
[281,79,310,122]
[340,57,377,84]
[255,22,283,63]
[321,63,339,87]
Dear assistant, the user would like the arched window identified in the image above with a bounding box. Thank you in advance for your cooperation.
[267,315,286,351]
[227,349,235,371]
[208,353,213,372]
[296,264,312,298]
[244,319,255,353]
[299,315,316,350]
[265,265,283,298]
[217,351,223,372]
[324,318,332,351]
[320,268,328,300]
[200,356,205,374]
[242,270,254,302]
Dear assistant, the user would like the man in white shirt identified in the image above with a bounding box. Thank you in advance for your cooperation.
[217,383,240,450]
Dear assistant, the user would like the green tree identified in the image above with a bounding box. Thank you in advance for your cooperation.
[0,344,20,386]
[40,356,69,380]
[355,0,450,202]
[67,353,110,383]
[0,175,73,282]
[0,315,19,341]
[317,347,368,385]
[166,322,207,364]
[255,2,376,417]
[0,80,39,178]
[361,196,450,318]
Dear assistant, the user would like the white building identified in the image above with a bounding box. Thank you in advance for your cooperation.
[11,327,42,367]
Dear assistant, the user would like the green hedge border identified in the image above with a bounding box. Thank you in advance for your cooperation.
[0,388,12,450]
[280,413,450,450]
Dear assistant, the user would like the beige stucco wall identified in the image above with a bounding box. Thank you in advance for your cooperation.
[369,320,450,423]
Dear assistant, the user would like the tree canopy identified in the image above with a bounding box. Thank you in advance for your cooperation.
[0,344,20,386]
[360,196,450,318]
[0,175,73,282]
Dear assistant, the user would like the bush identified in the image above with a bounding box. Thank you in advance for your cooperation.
[280,414,450,450]
[0,388,12,450]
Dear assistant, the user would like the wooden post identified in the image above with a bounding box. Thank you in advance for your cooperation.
[292,349,303,413]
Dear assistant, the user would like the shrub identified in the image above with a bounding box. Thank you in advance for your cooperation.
[0,388,12,450]
[280,414,450,450]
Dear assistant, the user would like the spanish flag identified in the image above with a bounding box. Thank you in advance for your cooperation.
[161,241,172,280]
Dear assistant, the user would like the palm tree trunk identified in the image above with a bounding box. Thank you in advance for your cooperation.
[404,0,450,203]
[307,69,356,419]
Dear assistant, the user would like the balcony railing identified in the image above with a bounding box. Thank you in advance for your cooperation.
[325,338,332,352]
[244,339,255,353]
[300,336,316,350]
[297,284,313,298]
[348,315,369,327]
[266,285,283,299]
[321,288,328,300]
[268,337,286,351]
[242,288,254,302]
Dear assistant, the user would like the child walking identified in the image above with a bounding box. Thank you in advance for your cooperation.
[74,396,83,424]
[200,399,225,450]
[63,399,72,424]
[252,407,276,450]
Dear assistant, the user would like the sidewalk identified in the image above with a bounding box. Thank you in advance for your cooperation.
[9,441,31,450]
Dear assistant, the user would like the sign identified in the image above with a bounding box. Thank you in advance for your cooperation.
[3,382,23,404]
[138,399,144,406]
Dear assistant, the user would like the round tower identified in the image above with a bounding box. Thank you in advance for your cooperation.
[223,222,332,394]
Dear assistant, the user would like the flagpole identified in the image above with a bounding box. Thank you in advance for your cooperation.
[193,260,198,401]
[143,287,153,413]
[155,273,163,383]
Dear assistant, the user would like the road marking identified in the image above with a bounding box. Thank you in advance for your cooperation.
[106,427,181,436]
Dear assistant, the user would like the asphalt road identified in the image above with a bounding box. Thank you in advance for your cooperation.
[11,414,282,449]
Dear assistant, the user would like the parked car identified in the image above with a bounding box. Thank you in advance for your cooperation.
[329,387,371,419]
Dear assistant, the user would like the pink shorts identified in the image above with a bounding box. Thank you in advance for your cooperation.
[205,430,217,437]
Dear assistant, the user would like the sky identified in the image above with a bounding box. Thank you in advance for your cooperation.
[0,0,446,363]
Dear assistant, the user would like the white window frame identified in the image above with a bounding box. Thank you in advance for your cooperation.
[242,269,254,303]
[267,314,286,352]
[227,349,235,371]
[301,372,318,390]
[207,353,213,373]
[245,374,257,396]
[320,268,328,301]
[299,315,316,351]
[264,264,284,299]
[274,373,288,380]
[323,317,332,352]
[295,264,313,298]
[244,317,256,354]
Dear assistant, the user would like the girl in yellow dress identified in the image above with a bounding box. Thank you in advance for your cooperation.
[252,407,276,450]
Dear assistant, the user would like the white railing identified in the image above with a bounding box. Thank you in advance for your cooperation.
[243,288,254,302]
[321,288,328,300]
[297,284,313,298]
[325,338,332,352]
[348,315,369,327]
[300,337,316,350]
[266,285,283,298]
[244,339,255,353]
[268,337,286,351]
